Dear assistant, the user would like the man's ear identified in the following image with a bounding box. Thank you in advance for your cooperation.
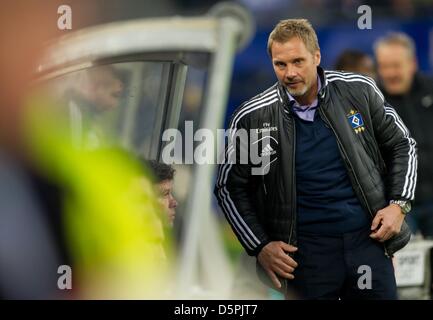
[314,50,321,66]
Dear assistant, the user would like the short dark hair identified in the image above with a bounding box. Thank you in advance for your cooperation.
[334,50,370,71]
[146,160,175,183]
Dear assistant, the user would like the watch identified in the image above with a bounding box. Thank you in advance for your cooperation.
[390,200,412,215]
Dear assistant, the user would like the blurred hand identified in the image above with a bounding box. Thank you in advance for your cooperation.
[257,241,298,289]
[370,204,405,242]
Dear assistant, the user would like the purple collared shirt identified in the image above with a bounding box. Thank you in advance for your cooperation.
[286,76,321,122]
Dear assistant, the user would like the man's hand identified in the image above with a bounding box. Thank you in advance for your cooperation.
[257,241,298,289]
[370,204,405,242]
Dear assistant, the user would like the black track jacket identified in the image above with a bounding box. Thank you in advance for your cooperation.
[215,67,417,259]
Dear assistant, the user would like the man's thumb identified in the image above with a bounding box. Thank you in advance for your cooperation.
[281,242,298,252]
[371,214,382,230]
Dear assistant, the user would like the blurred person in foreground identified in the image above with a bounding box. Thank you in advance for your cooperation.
[0,1,171,299]
[215,19,416,299]
[334,49,376,80]
[374,32,433,239]
[0,1,67,299]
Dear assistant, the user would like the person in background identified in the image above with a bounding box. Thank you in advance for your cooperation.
[146,160,178,227]
[334,49,376,80]
[374,32,433,239]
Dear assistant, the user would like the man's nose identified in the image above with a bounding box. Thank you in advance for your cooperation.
[170,196,178,209]
[285,66,297,79]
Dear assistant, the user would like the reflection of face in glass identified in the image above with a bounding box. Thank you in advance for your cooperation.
[77,66,124,111]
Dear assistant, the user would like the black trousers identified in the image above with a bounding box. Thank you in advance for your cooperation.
[288,226,398,300]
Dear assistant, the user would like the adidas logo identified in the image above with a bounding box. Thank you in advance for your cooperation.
[261,144,276,157]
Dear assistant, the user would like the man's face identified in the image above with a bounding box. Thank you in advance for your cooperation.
[271,37,321,100]
[80,67,124,111]
[157,179,178,226]
[375,44,417,95]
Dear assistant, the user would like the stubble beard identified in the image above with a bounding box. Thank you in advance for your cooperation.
[286,82,309,97]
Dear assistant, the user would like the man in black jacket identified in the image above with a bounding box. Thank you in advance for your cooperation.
[374,32,433,238]
[215,19,416,299]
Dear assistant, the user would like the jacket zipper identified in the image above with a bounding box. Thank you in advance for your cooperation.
[288,119,296,246]
[282,117,297,292]
[318,108,390,257]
